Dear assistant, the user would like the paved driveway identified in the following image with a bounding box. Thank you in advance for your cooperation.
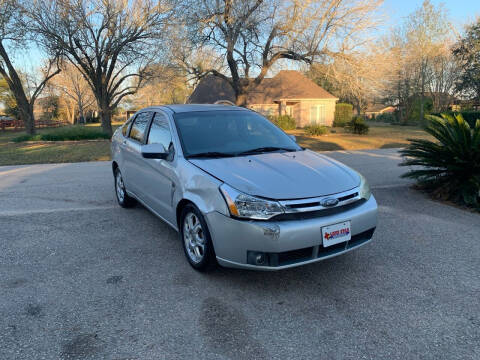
[1,149,479,360]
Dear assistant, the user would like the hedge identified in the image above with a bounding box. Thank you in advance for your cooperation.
[13,126,110,142]
[268,115,297,130]
[304,124,328,136]
[334,103,353,127]
[345,116,369,135]
[375,112,397,123]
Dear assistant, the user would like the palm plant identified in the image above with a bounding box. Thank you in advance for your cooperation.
[400,113,480,209]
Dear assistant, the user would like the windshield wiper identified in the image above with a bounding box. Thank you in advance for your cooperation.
[187,151,236,159]
[236,147,296,156]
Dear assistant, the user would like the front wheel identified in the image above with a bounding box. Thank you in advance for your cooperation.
[114,168,136,208]
[180,204,216,271]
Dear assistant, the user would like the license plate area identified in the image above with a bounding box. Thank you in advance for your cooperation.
[322,221,351,247]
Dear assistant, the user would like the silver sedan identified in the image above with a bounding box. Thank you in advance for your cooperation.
[111,105,378,271]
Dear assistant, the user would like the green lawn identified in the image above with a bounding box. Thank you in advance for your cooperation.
[0,123,121,166]
[0,141,111,166]
[0,122,432,166]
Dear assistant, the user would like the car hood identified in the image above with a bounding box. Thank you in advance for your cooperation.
[189,150,360,199]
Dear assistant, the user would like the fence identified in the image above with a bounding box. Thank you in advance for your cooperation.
[0,119,68,132]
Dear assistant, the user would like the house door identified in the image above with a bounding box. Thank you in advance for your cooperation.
[286,105,293,116]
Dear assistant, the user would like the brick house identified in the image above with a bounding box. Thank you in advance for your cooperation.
[365,104,396,119]
[187,70,339,127]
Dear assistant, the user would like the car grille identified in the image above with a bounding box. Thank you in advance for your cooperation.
[278,189,362,216]
[252,228,375,267]
[272,199,366,221]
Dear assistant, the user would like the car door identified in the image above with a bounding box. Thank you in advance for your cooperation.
[115,115,135,164]
[122,111,153,198]
[138,111,177,224]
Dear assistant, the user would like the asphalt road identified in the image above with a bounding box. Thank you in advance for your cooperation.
[1,149,479,360]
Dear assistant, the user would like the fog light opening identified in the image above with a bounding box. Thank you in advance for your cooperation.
[255,254,266,265]
[247,251,269,266]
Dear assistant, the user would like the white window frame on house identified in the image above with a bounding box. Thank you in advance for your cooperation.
[309,104,326,125]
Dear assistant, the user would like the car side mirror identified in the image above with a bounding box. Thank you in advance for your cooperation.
[289,135,296,142]
[141,143,168,159]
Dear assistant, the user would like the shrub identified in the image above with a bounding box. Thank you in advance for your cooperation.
[345,116,369,134]
[431,111,480,129]
[334,103,353,127]
[400,114,480,209]
[376,112,397,124]
[13,126,110,142]
[304,124,328,136]
[13,134,43,142]
[268,115,296,130]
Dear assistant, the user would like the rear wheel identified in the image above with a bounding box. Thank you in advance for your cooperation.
[180,204,216,271]
[114,168,136,208]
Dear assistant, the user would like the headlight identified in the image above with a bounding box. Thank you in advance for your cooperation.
[219,184,284,220]
[358,173,371,200]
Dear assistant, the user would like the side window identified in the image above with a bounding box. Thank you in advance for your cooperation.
[129,112,152,143]
[147,112,172,151]
[122,116,135,137]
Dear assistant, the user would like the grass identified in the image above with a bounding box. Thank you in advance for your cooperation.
[0,141,111,166]
[12,126,110,142]
[0,122,432,166]
[288,123,433,151]
[0,123,121,166]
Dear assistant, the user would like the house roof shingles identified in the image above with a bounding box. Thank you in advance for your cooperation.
[365,104,394,113]
[188,70,337,104]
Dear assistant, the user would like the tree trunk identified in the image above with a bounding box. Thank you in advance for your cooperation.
[96,93,113,135]
[397,77,403,123]
[18,101,35,135]
[355,101,361,116]
[78,107,85,125]
[78,97,85,124]
[420,59,425,124]
[99,105,113,135]
[235,92,248,107]
[70,101,76,124]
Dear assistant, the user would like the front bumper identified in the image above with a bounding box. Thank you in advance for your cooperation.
[205,195,378,270]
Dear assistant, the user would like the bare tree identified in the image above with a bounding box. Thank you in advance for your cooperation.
[132,64,191,108]
[404,0,451,122]
[379,1,456,124]
[0,76,18,117]
[178,0,383,106]
[51,63,95,124]
[426,45,459,112]
[29,0,172,135]
[0,0,60,134]
[308,41,395,115]
[453,19,480,102]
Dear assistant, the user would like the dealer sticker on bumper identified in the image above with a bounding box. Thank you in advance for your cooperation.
[322,221,351,247]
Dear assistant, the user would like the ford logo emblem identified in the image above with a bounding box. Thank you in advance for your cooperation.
[320,197,339,207]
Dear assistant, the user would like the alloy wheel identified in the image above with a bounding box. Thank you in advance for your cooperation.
[183,212,205,263]
[115,171,125,203]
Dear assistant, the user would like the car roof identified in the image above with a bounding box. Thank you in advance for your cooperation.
[140,104,250,114]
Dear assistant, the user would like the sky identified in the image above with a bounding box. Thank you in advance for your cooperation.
[5,0,480,88]
[383,0,480,28]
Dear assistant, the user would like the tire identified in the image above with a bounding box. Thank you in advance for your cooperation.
[180,204,217,271]
[114,168,136,208]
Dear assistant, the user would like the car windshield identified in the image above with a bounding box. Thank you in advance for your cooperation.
[174,110,301,157]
